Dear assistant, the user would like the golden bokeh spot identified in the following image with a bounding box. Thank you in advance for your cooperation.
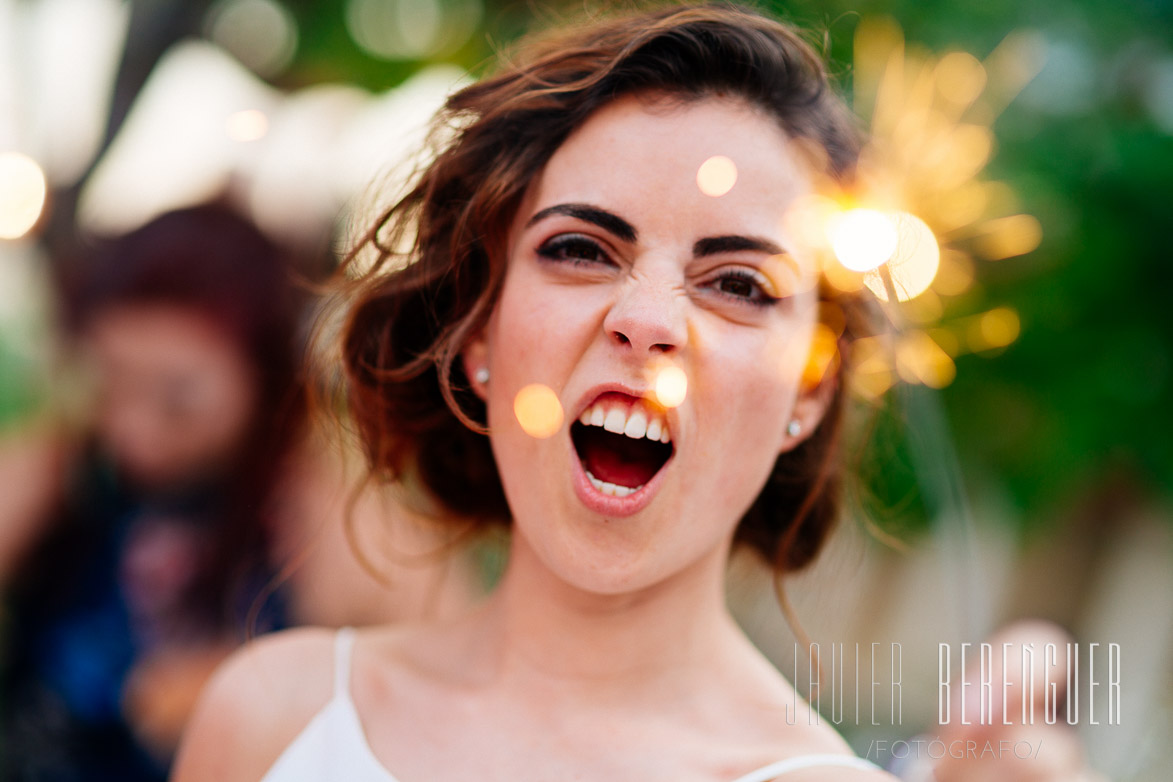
[225,109,269,142]
[761,253,817,299]
[932,124,994,189]
[974,214,1042,259]
[828,208,898,272]
[896,331,956,388]
[821,257,867,293]
[930,180,989,233]
[848,336,896,400]
[982,30,1048,115]
[653,365,688,409]
[933,249,975,297]
[928,326,961,357]
[696,155,738,197]
[935,51,988,110]
[818,300,848,337]
[973,307,1021,350]
[513,384,563,438]
[903,289,944,325]
[801,323,840,392]
[0,152,48,240]
[864,211,940,301]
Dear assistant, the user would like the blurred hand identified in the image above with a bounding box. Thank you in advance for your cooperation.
[122,643,234,761]
[920,621,1108,782]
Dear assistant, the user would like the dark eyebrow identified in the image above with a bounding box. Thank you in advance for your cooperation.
[693,235,785,257]
[526,203,637,243]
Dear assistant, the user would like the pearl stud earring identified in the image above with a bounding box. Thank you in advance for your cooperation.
[474,367,490,385]
[786,419,802,437]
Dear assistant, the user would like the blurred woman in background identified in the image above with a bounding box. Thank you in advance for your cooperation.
[0,203,311,781]
[0,204,479,781]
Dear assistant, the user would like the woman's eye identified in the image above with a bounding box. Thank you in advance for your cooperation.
[707,269,779,307]
[536,235,614,266]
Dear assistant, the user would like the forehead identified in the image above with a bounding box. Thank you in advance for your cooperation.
[523,93,814,238]
[88,304,243,371]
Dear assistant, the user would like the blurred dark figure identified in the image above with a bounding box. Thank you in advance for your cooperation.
[0,204,314,781]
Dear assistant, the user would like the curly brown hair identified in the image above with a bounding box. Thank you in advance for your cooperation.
[337,2,872,574]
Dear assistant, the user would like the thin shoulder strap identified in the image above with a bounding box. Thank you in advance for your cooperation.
[333,627,357,702]
[730,755,880,782]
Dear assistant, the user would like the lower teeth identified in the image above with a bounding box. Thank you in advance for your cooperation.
[585,470,642,498]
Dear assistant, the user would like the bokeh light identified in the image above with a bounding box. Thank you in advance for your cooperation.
[828,208,898,272]
[801,323,840,391]
[864,211,940,301]
[935,51,988,110]
[206,0,298,78]
[696,155,738,197]
[896,331,956,388]
[972,307,1021,350]
[848,336,896,400]
[0,153,48,239]
[653,366,688,408]
[974,214,1043,259]
[345,0,483,61]
[933,250,975,297]
[225,109,269,141]
[929,180,989,233]
[514,384,563,438]
[902,289,944,324]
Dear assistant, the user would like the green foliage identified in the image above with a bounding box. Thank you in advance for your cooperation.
[776,0,1173,524]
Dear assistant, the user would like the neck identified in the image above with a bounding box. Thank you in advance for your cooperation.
[469,532,744,695]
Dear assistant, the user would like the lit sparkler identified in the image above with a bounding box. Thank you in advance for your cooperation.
[793,17,1046,398]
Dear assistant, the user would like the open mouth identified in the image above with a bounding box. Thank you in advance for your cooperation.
[571,392,674,498]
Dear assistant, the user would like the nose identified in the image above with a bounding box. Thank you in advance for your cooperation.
[602,268,687,357]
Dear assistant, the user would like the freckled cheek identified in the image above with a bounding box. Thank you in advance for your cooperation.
[486,288,599,442]
[491,279,606,378]
[690,333,803,447]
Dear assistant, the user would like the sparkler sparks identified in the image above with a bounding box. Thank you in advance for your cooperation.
[828,208,899,272]
[797,17,1046,397]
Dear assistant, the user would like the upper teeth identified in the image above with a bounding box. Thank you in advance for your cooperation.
[578,397,670,443]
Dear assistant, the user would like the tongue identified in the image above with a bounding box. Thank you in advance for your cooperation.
[579,429,664,488]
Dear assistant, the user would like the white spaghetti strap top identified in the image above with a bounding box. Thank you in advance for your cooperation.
[728,755,881,782]
[260,628,394,781]
[259,628,881,781]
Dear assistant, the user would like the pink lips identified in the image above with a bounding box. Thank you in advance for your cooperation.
[567,382,675,517]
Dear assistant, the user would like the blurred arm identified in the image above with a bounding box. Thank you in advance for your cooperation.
[0,426,67,581]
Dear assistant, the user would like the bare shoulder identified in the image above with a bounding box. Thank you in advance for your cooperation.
[171,626,340,782]
[731,677,896,781]
[752,730,896,782]
[773,764,895,781]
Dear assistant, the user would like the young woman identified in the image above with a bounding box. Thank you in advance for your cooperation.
[0,204,310,780]
[0,204,473,780]
[173,6,891,781]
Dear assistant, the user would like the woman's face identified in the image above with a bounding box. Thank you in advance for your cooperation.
[86,304,259,490]
[474,94,826,595]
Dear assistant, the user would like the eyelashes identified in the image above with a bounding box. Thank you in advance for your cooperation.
[704,268,780,308]
[535,234,616,267]
[535,233,783,309]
